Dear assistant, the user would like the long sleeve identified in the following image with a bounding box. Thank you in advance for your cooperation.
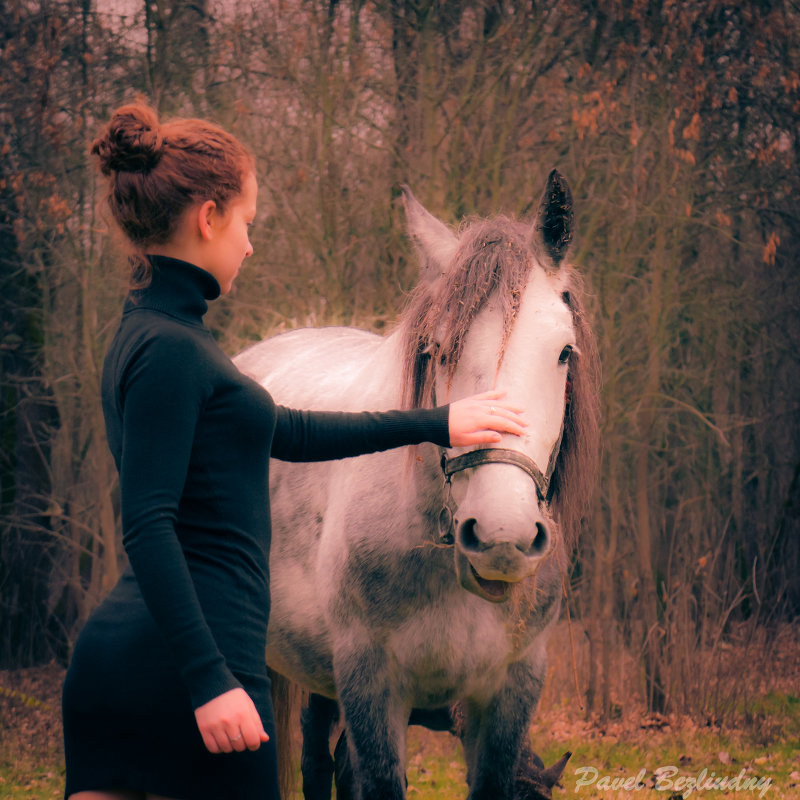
[116,332,242,710]
[270,404,451,462]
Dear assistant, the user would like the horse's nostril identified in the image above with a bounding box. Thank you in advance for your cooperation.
[529,522,549,556]
[458,518,550,556]
[457,518,483,552]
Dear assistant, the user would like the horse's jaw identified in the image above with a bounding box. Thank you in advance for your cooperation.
[455,548,515,603]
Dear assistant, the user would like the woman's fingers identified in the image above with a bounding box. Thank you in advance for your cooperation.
[483,405,527,432]
[464,390,526,419]
[233,713,269,751]
[464,389,523,414]
[199,728,221,754]
[226,727,247,752]
[208,724,235,754]
[203,717,260,754]
[204,721,260,754]
[468,389,525,413]
[448,390,528,447]
[195,687,269,755]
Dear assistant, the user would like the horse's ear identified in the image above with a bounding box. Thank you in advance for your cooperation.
[541,751,572,789]
[401,185,459,285]
[531,169,574,271]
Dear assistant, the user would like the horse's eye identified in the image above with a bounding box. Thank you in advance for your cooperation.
[558,345,573,365]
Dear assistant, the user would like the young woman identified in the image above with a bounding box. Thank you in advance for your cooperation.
[62,103,526,800]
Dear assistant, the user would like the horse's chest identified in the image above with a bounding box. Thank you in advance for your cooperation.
[387,606,523,705]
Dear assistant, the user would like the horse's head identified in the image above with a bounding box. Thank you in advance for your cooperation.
[401,172,600,604]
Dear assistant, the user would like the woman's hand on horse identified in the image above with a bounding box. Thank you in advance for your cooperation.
[194,687,270,754]
[448,389,527,446]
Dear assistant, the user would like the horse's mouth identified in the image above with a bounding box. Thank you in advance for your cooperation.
[470,565,512,602]
[455,549,513,603]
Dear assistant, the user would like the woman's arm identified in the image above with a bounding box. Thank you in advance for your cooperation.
[270,389,526,462]
[117,334,241,709]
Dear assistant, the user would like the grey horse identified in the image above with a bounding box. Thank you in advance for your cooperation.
[234,171,600,800]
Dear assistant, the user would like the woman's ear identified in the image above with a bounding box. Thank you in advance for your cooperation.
[196,200,217,241]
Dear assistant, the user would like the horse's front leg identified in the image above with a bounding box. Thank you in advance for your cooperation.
[461,658,545,800]
[301,693,340,800]
[334,640,407,800]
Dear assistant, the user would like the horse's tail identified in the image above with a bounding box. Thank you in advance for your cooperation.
[269,666,300,798]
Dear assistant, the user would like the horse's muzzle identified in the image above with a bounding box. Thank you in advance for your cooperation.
[454,518,551,603]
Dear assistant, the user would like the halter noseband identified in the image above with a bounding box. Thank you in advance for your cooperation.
[437,432,562,545]
[442,448,551,502]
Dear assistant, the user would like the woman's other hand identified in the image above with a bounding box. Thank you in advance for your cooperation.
[194,687,270,754]
[448,389,527,446]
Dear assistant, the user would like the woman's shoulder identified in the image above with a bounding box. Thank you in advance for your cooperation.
[107,309,220,391]
[119,306,213,354]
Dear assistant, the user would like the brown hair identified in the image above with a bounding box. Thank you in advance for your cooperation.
[91,102,254,284]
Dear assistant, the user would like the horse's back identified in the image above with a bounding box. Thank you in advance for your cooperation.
[234,326,386,408]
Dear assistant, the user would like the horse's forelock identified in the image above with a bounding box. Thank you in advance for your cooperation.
[400,216,534,409]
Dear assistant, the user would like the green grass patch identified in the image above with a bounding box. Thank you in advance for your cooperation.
[0,757,64,800]
[2,723,800,800]
[2,662,799,800]
[535,724,799,799]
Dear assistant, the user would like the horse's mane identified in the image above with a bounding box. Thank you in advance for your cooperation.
[549,270,600,550]
[398,215,600,551]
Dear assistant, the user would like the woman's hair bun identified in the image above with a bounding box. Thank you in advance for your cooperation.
[91,103,165,175]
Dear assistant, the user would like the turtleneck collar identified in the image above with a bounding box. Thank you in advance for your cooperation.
[124,255,221,325]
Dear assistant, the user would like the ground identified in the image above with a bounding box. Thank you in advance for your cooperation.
[2,623,799,799]
[0,662,64,799]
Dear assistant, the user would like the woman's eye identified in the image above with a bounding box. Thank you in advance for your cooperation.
[558,345,573,364]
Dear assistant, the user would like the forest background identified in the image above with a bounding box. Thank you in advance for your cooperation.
[1,0,799,735]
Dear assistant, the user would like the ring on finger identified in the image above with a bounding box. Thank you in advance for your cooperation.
[490,406,496,414]
[230,734,243,741]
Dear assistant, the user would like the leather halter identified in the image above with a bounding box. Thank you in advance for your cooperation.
[427,361,567,543]
[442,448,552,502]
[437,427,563,545]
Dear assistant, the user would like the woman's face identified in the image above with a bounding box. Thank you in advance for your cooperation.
[202,172,257,294]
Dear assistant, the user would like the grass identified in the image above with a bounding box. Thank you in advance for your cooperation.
[534,714,800,799]
[2,634,800,799]
[3,721,798,800]
[0,761,63,800]
[400,693,800,799]
[0,663,64,800]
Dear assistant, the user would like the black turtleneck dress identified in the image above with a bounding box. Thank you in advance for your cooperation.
[62,256,450,800]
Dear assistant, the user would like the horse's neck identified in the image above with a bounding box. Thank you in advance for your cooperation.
[362,330,448,517]
[362,330,405,406]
